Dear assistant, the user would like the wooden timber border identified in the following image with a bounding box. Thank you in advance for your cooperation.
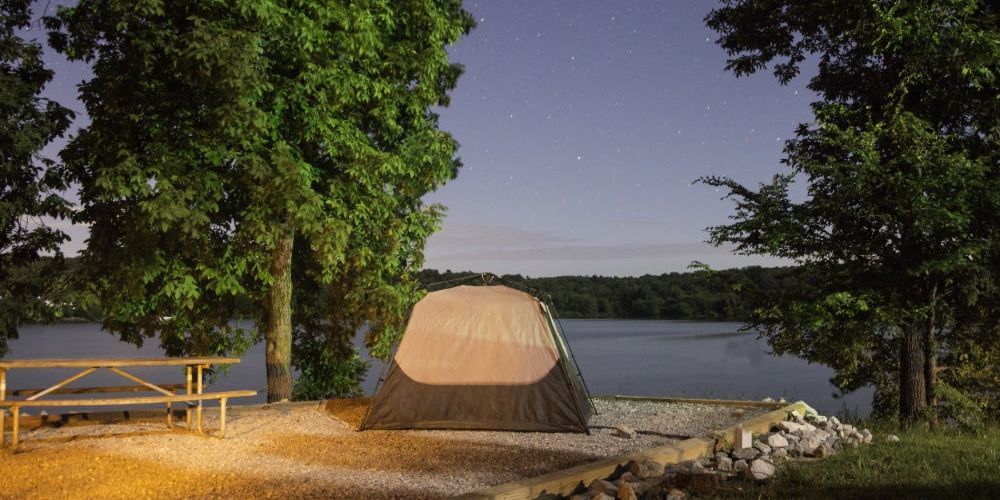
[458,396,811,500]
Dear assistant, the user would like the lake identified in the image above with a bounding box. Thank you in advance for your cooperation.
[4,320,872,417]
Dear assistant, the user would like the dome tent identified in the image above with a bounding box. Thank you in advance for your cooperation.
[360,278,593,433]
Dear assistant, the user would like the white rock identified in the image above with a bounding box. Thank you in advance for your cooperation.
[771,447,789,460]
[762,397,776,403]
[829,416,841,428]
[745,459,776,480]
[780,421,816,434]
[787,442,803,457]
[733,459,748,473]
[766,433,789,448]
[825,434,840,449]
[886,434,901,443]
[753,441,772,455]
[717,456,734,472]
[800,430,829,455]
[861,429,873,444]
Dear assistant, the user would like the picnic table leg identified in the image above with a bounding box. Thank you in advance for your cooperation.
[1,368,6,448]
[185,365,193,431]
[219,397,227,438]
[166,388,174,429]
[196,364,204,434]
[11,406,18,451]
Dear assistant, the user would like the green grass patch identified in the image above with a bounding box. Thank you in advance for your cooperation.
[716,424,1000,499]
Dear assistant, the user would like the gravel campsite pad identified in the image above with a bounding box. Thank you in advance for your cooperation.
[0,398,771,499]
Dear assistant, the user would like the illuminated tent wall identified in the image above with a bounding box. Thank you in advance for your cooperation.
[360,285,593,433]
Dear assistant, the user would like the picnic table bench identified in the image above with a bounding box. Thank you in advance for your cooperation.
[0,357,256,451]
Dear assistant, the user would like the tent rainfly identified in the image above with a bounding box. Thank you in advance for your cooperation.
[360,284,593,433]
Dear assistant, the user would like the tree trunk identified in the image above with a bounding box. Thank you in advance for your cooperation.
[899,322,927,425]
[264,234,294,402]
[924,285,938,428]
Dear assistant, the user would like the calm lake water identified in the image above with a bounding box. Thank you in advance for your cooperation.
[5,320,872,416]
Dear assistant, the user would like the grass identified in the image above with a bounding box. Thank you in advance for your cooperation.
[715,423,1000,500]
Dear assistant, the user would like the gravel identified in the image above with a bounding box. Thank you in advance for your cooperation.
[0,398,770,499]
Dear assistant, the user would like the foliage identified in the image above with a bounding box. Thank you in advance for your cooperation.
[0,0,74,356]
[291,329,368,401]
[416,267,805,321]
[47,262,812,323]
[704,0,1000,422]
[47,0,472,399]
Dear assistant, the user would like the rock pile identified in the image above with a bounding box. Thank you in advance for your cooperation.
[565,406,876,500]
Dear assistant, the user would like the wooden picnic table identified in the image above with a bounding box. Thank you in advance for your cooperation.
[0,357,254,450]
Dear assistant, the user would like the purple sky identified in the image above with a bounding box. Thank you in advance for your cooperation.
[31,1,815,277]
[422,1,813,276]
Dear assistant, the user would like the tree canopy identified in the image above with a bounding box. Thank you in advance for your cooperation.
[704,0,1000,424]
[0,0,74,354]
[47,0,472,400]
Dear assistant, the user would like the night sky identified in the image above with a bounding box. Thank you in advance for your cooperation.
[31,1,816,277]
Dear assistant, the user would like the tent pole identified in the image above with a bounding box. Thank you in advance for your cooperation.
[541,301,596,429]
[548,298,598,416]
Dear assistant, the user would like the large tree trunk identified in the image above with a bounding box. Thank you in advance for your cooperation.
[899,322,927,424]
[924,285,938,428]
[264,234,294,402]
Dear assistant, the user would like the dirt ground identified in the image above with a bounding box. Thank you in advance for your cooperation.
[0,398,769,499]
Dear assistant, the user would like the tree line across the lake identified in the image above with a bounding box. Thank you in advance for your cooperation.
[416,267,804,321]
[3,1,998,427]
[40,263,806,323]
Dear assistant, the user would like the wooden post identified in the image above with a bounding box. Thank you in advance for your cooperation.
[185,366,192,431]
[196,364,204,433]
[219,397,227,438]
[735,424,752,449]
[166,388,174,429]
[1,368,6,448]
[11,405,18,451]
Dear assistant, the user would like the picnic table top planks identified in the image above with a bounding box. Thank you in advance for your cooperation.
[0,357,242,369]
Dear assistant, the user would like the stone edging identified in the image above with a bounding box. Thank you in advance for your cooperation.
[457,397,809,499]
